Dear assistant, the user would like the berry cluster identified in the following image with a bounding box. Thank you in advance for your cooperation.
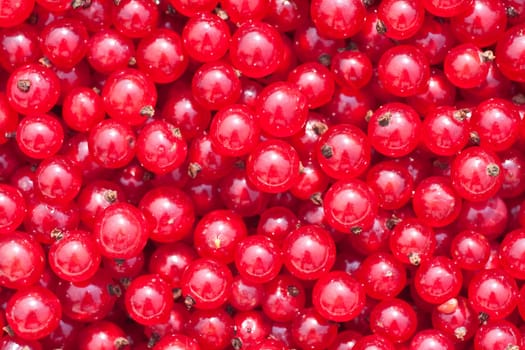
[1,0,525,349]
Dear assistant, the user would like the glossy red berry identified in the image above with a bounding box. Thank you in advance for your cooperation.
[191,61,241,111]
[35,156,82,204]
[246,139,300,193]
[62,87,105,132]
[112,0,159,38]
[470,97,521,152]
[48,230,101,283]
[450,230,491,270]
[499,228,525,280]
[256,82,308,138]
[282,225,336,280]
[378,0,425,40]
[93,202,149,259]
[262,274,306,322]
[312,271,365,322]
[291,308,338,350]
[421,106,470,156]
[209,104,259,157]
[368,102,422,158]
[365,161,414,210]
[235,235,282,284]
[124,274,173,326]
[356,252,407,300]
[0,184,26,233]
[6,286,61,340]
[370,299,418,343]
[377,45,430,97]
[136,29,187,84]
[414,256,463,304]
[181,258,233,310]
[39,18,88,70]
[86,29,135,74]
[495,24,525,82]
[148,242,197,289]
[450,0,507,48]
[474,320,521,350]
[310,0,365,39]
[444,44,491,89]
[412,176,462,227]
[451,146,503,202]
[0,232,45,289]
[136,120,187,175]
[0,0,34,27]
[182,12,230,63]
[77,321,129,350]
[102,68,157,126]
[323,179,378,233]
[230,21,283,78]
[7,64,60,115]
[389,218,436,266]
[468,269,518,320]
[423,0,473,17]
[317,124,371,180]
[88,119,136,169]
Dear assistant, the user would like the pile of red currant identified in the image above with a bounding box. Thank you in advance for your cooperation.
[1,0,525,349]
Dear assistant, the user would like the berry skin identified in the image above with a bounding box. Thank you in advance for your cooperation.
[317,124,371,180]
[0,184,26,233]
[182,12,231,63]
[414,256,463,304]
[355,252,407,300]
[229,21,283,78]
[498,228,525,280]
[6,286,62,340]
[310,0,365,39]
[139,186,195,243]
[136,29,188,84]
[291,308,338,350]
[323,179,378,234]
[181,258,233,310]
[124,274,174,326]
[48,231,101,283]
[246,139,301,194]
[367,102,422,158]
[312,271,365,322]
[101,68,157,126]
[496,24,525,82]
[378,0,426,40]
[451,146,503,202]
[235,235,283,284]
[369,299,418,343]
[468,269,518,320]
[7,64,61,115]
[135,120,187,175]
[256,82,308,138]
[0,232,45,289]
[93,202,149,259]
[412,176,462,227]
[377,45,430,97]
[282,225,336,280]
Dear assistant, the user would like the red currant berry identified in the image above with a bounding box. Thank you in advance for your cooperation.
[124,274,173,326]
[450,230,491,270]
[86,29,135,74]
[468,269,518,320]
[230,21,283,78]
[369,299,418,343]
[235,235,282,284]
[495,24,525,82]
[451,146,503,202]
[355,252,407,300]
[181,258,233,310]
[112,0,159,38]
[368,102,422,157]
[317,124,371,180]
[191,61,241,111]
[48,230,101,283]
[93,202,149,259]
[102,68,157,126]
[310,0,365,39]
[136,29,187,84]
[246,139,300,193]
[282,224,336,280]
[35,156,82,204]
[444,44,492,89]
[6,286,61,340]
[377,45,430,97]
[182,12,230,63]
[323,179,378,234]
[88,119,136,169]
[7,63,60,115]
[389,218,436,266]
